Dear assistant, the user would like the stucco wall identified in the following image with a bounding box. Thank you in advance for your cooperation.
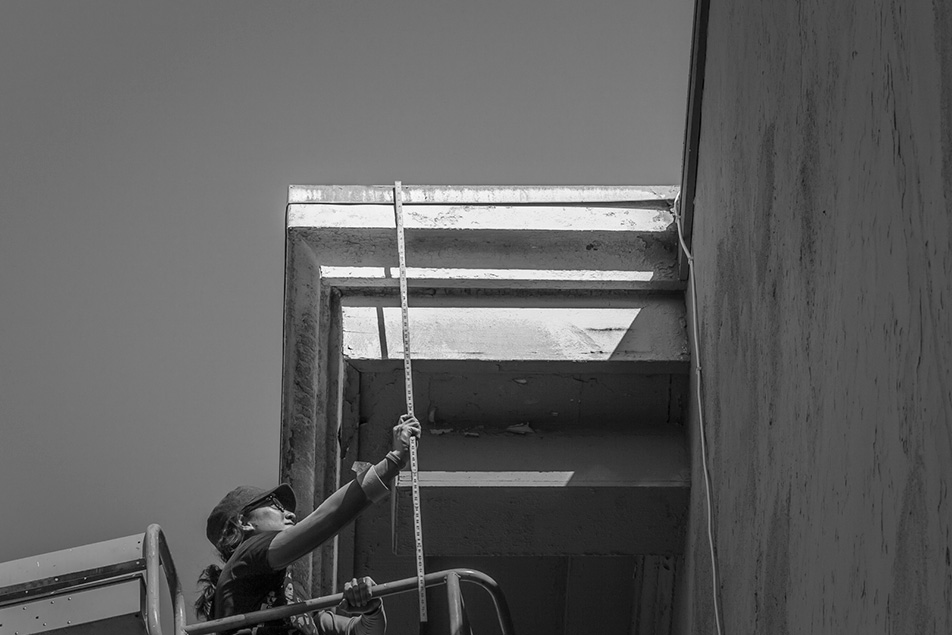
[678,1,952,633]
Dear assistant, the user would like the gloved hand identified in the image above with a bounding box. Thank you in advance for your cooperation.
[337,576,382,615]
[390,414,422,467]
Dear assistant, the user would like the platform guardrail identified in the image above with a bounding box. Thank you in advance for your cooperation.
[185,568,515,635]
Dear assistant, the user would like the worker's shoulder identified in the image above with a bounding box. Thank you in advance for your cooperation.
[224,531,282,576]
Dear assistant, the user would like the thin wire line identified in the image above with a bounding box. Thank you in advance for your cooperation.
[674,194,725,635]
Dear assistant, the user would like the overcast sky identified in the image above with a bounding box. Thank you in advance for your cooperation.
[0,0,692,621]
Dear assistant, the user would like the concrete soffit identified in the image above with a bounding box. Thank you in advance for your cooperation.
[279,184,684,591]
[285,184,683,295]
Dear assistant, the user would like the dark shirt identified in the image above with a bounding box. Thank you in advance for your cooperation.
[214,532,285,623]
[213,531,384,635]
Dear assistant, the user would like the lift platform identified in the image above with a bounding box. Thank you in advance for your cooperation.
[0,525,514,635]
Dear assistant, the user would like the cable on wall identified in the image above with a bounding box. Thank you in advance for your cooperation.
[673,193,725,635]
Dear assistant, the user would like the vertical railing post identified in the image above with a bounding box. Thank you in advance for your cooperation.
[445,571,465,635]
[144,524,187,635]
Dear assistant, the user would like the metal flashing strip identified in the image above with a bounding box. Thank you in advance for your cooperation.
[677,0,712,279]
[0,560,146,607]
[0,577,148,635]
[0,533,145,589]
[289,184,678,206]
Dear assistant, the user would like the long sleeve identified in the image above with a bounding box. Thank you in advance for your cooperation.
[353,452,404,503]
[268,454,403,569]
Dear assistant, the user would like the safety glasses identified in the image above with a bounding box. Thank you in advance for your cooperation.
[242,493,288,516]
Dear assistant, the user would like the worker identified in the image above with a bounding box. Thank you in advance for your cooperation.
[196,414,422,634]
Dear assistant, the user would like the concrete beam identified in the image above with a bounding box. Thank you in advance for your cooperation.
[341,300,689,365]
[352,359,689,375]
[288,204,674,232]
[286,188,680,284]
[394,486,687,556]
[392,433,688,556]
[291,227,679,281]
[319,266,685,292]
[410,431,689,481]
[279,233,345,594]
[358,367,687,430]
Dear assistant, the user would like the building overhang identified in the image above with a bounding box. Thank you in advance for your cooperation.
[280,184,687,596]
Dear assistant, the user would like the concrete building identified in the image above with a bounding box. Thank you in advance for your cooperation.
[280,184,687,633]
[675,1,952,633]
[1,0,947,633]
[281,1,952,634]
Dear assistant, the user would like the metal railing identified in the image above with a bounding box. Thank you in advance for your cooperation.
[186,568,515,635]
[140,523,513,635]
[444,570,470,635]
[144,524,188,635]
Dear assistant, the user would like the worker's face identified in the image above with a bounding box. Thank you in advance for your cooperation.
[240,498,296,534]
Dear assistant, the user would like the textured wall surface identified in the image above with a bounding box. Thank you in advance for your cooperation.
[678,0,952,633]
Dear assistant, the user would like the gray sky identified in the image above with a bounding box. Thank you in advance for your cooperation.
[0,0,692,620]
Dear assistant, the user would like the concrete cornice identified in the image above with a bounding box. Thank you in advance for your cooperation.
[288,184,678,206]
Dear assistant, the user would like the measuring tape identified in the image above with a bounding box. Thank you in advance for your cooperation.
[393,181,428,623]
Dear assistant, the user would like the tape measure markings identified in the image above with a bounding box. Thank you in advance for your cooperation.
[394,181,428,623]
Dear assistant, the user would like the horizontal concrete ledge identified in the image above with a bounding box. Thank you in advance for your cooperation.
[394,487,688,556]
[290,227,679,275]
[391,432,687,555]
[350,359,690,375]
[289,184,678,206]
[342,293,687,309]
[403,432,689,484]
[342,303,689,364]
[288,204,674,233]
[399,471,687,487]
[358,365,687,429]
[321,266,686,293]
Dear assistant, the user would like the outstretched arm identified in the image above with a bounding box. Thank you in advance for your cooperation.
[266,415,421,570]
